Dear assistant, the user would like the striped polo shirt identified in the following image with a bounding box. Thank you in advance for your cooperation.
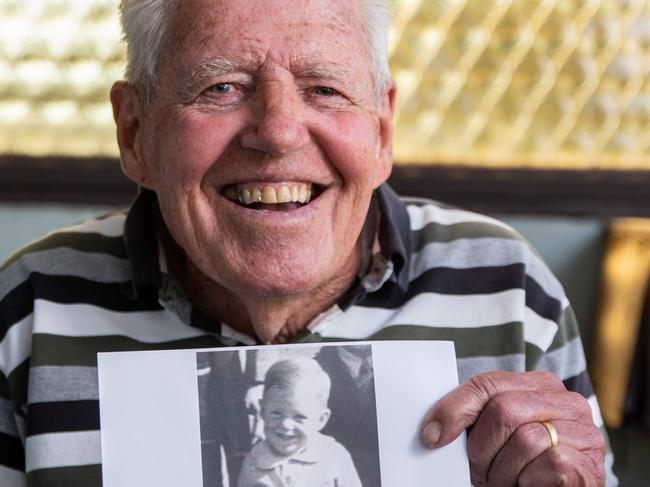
[0,185,616,486]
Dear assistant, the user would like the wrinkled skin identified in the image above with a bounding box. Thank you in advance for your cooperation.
[421,371,606,486]
[111,0,395,343]
[111,0,607,483]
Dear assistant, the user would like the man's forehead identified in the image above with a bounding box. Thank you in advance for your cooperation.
[167,0,361,40]
[163,1,370,85]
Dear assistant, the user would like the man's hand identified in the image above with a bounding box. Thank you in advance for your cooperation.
[420,371,606,486]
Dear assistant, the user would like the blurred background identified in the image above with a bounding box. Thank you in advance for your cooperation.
[0,0,649,483]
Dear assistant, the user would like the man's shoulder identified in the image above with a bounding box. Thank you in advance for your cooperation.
[399,196,539,269]
[396,195,566,304]
[0,211,130,299]
[399,195,525,243]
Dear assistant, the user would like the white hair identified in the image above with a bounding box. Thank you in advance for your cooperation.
[357,0,393,99]
[119,0,392,103]
[119,0,169,102]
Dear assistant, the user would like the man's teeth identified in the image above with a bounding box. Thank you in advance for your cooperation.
[226,184,313,205]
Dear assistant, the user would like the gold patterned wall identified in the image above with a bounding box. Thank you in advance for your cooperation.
[0,0,649,169]
[0,0,123,157]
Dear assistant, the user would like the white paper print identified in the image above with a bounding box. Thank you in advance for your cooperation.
[98,341,470,487]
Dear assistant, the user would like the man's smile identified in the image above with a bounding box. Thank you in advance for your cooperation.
[221,181,325,210]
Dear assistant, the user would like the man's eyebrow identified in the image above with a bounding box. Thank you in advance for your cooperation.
[293,62,359,96]
[176,57,252,98]
[296,64,349,79]
[294,63,350,81]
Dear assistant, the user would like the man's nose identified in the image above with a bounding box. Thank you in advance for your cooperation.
[240,84,309,156]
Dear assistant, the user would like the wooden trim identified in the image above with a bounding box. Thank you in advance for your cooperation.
[388,165,650,217]
[590,219,650,427]
[0,155,137,206]
[1,155,649,216]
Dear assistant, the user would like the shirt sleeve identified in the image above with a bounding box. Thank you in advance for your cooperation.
[0,258,30,486]
[0,348,27,487]
[533,303,618,486]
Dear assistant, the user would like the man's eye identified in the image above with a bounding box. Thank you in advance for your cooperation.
[313,86,338,97]
[198,82,247,106]
[208,83,234,94]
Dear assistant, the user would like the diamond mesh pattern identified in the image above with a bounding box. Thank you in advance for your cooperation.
[391,0,650,168]
[0,0,648,169]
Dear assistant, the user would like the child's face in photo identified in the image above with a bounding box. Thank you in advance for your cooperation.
[261,386,330,457]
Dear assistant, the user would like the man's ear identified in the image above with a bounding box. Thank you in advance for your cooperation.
[110,81,152,188]
[374,81,396,188]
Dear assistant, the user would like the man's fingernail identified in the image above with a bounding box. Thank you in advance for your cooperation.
[421,421,441,447]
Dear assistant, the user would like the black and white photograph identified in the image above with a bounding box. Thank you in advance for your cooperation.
[97,341,471,487]
[196,345,381,487]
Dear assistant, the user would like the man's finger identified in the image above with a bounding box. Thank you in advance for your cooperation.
[486,420,605,487]
[468,390,594,482]
[420,371,565,448]
[518,445,605,487]
[480,421,552,487]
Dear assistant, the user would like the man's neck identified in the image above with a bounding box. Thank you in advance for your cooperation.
[172,250,360,344]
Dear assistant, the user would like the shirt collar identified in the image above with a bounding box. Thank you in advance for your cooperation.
[375,183,412,292]
[122,188,162,299]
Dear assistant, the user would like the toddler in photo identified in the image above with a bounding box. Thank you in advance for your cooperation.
[238,358,362,487]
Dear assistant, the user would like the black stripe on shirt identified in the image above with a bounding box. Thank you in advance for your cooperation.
[359,264,527,309]
[0,280,34,342]
[525,275,562,322]
[7,358,30,410]
[27,400,100,436]
[0,431,25,471]
[29,273,162,312]
[563,370,595,399]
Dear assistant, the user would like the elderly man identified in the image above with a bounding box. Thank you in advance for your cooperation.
[0,0,614,486]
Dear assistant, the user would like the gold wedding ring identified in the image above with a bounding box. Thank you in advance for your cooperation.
[541,421,559,447]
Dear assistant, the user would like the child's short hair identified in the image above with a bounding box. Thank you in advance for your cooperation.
[264,358,331,407]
